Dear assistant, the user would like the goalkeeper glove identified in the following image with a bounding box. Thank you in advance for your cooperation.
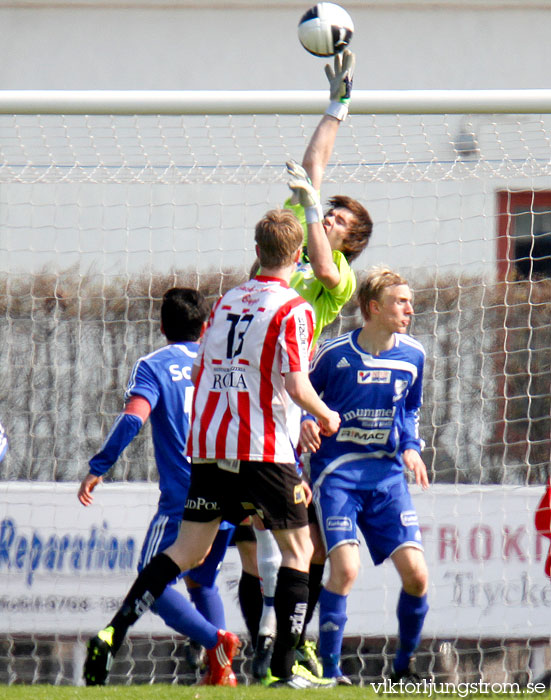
[286,160,323,224]
[325,48,355,121]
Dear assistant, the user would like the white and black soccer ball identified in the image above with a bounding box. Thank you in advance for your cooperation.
[298,3,354,57]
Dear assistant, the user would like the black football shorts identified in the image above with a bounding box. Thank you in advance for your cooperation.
[183,460,308,531]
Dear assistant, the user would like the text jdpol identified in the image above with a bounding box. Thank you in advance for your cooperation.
[0,518,136,586]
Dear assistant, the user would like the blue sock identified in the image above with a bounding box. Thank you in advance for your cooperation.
[152,586,219,649]
[318,587,348,678]
[189,584,226,630]
[394,590,429,673]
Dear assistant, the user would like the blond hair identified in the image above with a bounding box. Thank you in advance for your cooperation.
[357,265,408,320]
[255,209,303,269]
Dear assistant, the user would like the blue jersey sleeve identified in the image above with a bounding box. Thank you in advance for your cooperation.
[400,355,425,453]
[309,340,331,395]
[89,412,144,476]
[89,355,157,476]
[125,357,161,410]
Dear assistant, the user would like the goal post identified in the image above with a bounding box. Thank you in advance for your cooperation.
[2,88,551,114]
[0,90,550,686]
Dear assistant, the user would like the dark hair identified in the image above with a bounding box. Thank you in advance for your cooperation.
[255,209,303,268]
[327,195,373,262]
[161,287,210,342]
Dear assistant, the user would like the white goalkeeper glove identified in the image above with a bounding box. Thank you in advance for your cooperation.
[325,48,355,121]
[286,160,323,224]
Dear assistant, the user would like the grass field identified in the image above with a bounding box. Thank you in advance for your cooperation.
[2,685,551,700]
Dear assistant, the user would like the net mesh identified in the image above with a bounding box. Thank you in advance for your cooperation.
[0,108,550,686]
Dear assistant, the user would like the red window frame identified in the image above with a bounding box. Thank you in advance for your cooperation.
[496,189,551,280]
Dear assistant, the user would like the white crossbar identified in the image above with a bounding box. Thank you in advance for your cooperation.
[1,89,551,115]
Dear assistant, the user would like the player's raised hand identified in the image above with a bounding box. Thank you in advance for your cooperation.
[78,473,103,506]
[286,159,309,183]
[286,159,323,222]
[402,449,429,490]
[325,49,355,104]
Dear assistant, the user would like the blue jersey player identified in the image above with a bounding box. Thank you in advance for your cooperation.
[300,266,430,684]
[78,287,235,686]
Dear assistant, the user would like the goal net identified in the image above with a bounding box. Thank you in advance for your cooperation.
[0,90,550,687]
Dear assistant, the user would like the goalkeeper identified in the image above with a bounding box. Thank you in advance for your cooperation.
[241,49,373,682]
[286,49,372,345]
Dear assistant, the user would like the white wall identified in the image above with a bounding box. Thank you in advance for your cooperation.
[1,1,550,278]
[0,1,550,91]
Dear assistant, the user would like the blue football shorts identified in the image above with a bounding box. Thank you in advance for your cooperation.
[138,511,235,587]
[314,475,423,565]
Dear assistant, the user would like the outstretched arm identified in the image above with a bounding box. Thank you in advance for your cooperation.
[78,395,151,506]
[300,49,355,190]
[301,115,341,192]
[287,51,355,290]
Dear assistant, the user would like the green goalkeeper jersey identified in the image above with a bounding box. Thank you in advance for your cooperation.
[285,198,356,346]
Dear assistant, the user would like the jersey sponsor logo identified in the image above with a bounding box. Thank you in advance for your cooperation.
[357,369,391,384]
[212,369,248,390]
[185,496,219,511]
[400,510,419,527]
[336,427,390,445]
[336,357,350,368]
[393,379,409,401]
[242,293,260,306]
[297,317,308,343]
[326,516,353,531]
[169,364,192,382]
[237,283,258,294]
[342,407,395,421]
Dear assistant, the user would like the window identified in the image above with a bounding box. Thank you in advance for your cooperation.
[497,190,551,279]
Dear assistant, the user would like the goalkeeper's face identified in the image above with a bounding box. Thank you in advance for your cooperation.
[323,206,355,251]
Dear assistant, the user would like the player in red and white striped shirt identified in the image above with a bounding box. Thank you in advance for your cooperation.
[82,208,340,689]
[188,275,313,464]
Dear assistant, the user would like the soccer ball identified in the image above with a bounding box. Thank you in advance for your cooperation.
[298,3,354,57]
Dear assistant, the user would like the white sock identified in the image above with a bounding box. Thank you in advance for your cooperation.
[255,527,282,599]
[255,527,282,637]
